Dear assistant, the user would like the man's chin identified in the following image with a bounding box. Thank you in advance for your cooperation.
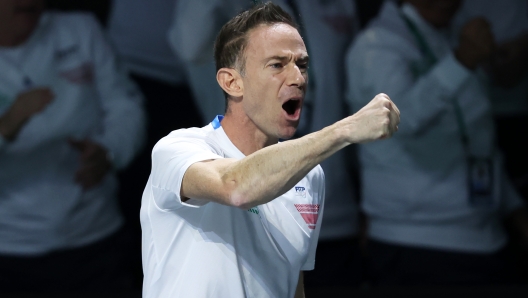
[278,128,298,141]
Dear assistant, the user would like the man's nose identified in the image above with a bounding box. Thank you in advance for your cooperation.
[286,64,307,88]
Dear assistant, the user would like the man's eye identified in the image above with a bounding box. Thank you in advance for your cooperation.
[270,63,283,69]
[298,64,308,71]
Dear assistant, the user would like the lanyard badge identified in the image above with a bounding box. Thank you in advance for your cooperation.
[467,156,495,208]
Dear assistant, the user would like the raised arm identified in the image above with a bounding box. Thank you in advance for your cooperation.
[181,93,399,209]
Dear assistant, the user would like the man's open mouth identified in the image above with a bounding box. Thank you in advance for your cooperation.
[282,98,301,116]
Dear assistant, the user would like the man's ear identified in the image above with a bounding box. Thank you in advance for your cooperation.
[217,68,243,98]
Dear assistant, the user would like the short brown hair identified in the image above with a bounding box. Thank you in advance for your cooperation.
[213,2,298,109]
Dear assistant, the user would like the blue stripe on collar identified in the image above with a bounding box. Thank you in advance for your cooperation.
[211,115,224,129]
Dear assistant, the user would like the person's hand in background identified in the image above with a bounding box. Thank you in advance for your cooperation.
[455,17,496,70]
[0,88,53,140]
[69,139,112,190]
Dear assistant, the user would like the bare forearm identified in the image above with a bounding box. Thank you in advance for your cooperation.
[220,93,400,209]
[222,124,347,209]
[182,94,399,208]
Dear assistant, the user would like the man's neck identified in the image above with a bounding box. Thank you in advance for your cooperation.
[221,110,278,156]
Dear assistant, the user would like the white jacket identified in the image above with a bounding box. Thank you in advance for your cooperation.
[0,12,146,255]
[346,2,523,252]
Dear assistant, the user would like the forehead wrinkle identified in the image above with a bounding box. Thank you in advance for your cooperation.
[261,53,309,66]
[244,23,307,75]
[248,23,304,50]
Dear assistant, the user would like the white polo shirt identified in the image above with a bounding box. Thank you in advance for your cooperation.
[141,116,325,298]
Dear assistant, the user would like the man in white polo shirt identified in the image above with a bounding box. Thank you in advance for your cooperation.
[140,3,400,297]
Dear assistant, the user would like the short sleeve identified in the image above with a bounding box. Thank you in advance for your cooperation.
[301,166,326,271]
[150,129,223,211]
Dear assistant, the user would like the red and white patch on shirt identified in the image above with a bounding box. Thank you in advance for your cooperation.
[294,204,320,230]
[59,62,94,84]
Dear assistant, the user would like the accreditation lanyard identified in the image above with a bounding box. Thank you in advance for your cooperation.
[401,12,496,207]
[400,12,470,151]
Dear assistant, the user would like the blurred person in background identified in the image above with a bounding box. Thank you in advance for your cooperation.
[0,0,145,292]
[459,0,528,199]
[460,0,528,281]
[346,0,528,286]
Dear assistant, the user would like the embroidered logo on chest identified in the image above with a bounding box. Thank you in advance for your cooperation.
[294,204,320,230]
[59,62,94,84]
[294,186,306,197]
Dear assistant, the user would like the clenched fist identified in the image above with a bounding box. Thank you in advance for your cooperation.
[69,139,112,190]
[343,93,400,144]
[0,88,54,140]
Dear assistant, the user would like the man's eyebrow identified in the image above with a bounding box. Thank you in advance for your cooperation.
[262,55,289,63]
[262,55,310,64]
[297,55,309,63]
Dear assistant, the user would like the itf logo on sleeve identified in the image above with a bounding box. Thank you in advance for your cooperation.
[294,204,320,230]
